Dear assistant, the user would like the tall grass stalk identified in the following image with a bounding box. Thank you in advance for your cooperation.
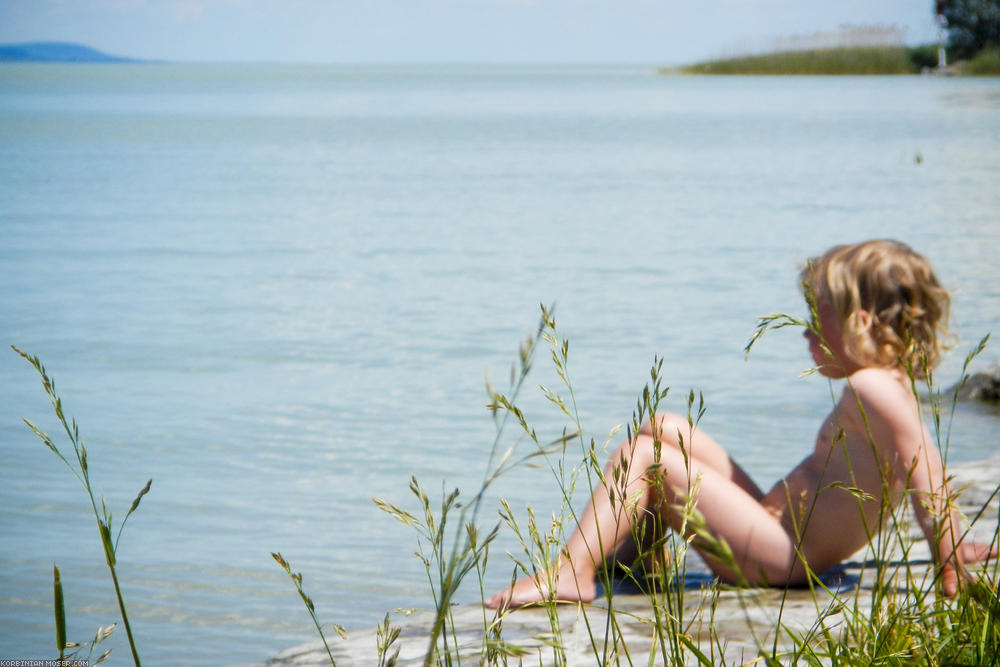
[375,305,577,665]
[55,562,114,663]
[14,346,149,666]
[271,551,346,666]
[53,565,67,661]
[376,612,402,667]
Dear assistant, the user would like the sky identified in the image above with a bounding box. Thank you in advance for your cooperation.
[0,0,944,65]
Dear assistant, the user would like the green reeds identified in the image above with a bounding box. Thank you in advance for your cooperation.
[674,46,915,75]
[55,562,113,664]
[16,301,998,665]
[672,44,1000,76]
[371,306,736,665]
[54,565,66,660]
[374,305,571,665]
[15,346,148,665]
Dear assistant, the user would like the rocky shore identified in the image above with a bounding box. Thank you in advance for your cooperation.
[256,456,999,666]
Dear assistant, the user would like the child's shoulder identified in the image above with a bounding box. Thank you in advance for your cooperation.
[839,366,921,429]
[845,366,911,393]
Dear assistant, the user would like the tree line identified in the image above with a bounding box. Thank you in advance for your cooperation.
[938,0,1000,59]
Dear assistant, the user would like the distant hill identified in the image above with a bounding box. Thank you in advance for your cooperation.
[0,42,137,63]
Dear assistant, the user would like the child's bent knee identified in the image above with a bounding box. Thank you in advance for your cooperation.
[641,412,689,443]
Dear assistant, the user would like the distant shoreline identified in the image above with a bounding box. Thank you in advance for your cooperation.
[4,40,997,76]
[0,41,138,63]
[665,45,1000,76]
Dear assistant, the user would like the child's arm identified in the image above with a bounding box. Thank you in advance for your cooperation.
[899,436,969,596]
[846,370,994,596]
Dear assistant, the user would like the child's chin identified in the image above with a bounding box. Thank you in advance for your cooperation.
[813,361,847,379]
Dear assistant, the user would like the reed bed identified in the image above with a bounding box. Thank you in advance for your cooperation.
[966,48,1000,75]
[672,46,918,75]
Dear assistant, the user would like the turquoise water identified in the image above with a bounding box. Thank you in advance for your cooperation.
[1,64,998,665]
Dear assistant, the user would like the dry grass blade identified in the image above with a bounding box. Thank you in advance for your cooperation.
[745,313,808,360]
[373,498,421,528]
[271,551,341,666]
[115,479,153,551]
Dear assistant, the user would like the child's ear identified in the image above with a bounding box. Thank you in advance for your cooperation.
[853,309,872,331]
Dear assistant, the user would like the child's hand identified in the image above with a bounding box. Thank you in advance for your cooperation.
[940,541,998,597]
[958,540,998,565]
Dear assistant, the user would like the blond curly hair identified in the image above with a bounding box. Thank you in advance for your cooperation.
[800,240,951,377]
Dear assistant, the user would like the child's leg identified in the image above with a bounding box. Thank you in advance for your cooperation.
[642,412,764,501]
[644,444,804,586]
[486,419,800,608]
[599,412,765,572]
[486,432,654,608]
[567,420,801,586]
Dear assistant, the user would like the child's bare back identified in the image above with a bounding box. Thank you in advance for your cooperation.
[762,367,927,582]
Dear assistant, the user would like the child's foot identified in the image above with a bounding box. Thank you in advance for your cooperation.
[485,566,596,609]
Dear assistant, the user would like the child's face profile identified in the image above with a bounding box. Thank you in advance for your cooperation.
[804,299,857,378]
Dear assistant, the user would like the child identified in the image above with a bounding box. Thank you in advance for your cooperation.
[487,239,995,608]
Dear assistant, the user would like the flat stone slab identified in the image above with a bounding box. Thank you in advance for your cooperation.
[257,458,999,666]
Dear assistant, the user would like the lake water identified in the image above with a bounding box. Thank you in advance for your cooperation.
[1,64,998,665]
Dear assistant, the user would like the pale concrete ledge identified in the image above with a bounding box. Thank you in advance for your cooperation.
[258,457,1000,666]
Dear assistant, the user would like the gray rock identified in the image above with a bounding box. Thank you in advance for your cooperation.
[948,362,1000,402]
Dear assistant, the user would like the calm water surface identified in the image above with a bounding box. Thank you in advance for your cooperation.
[1,64,998,665]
